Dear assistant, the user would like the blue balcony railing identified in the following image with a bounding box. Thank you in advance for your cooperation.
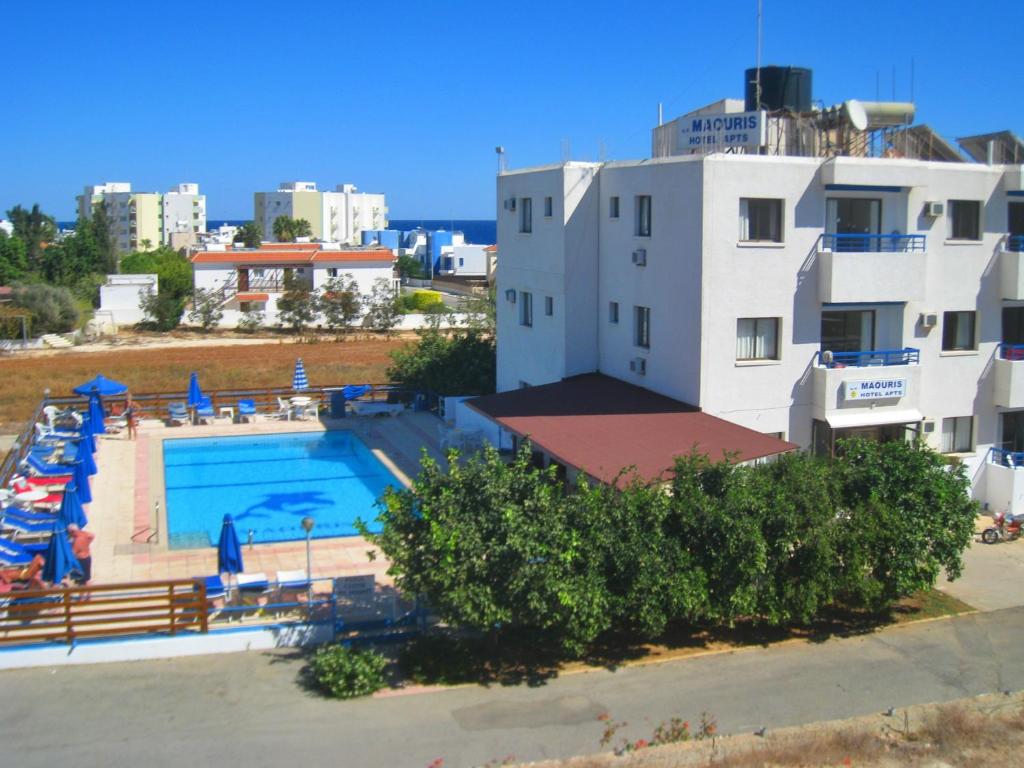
[820,233,927,252]
[990,447,1024,468]
[999,343,1024,360]
[817,348,920,368]
[1007,235,1024,253]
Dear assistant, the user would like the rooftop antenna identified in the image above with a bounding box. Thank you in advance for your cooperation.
[657,102,663,126]
[755,0,763,109]
[495,146,506,174]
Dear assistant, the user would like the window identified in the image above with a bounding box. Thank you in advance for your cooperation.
[736,318,780,360]
[821,310,875,353]
[942,311,976,351]
[609,301,619,323]
[544,296,553,316]
[739,198,783,242]
[634,306,650,348]
[519,291,533,327]
[635,195,651,236]
[252,268,266,278]
[609,196,620,219]
[326,268,338,277]
[544,196,553,217]
[458,257,464,267]
[949,200,981,240]
[519,197,532,233]
[941,416,973,453]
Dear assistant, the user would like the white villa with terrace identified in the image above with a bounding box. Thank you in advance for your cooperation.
[189,242,397,327]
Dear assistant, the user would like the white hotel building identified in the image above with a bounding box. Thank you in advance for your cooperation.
[491,72,1024,512]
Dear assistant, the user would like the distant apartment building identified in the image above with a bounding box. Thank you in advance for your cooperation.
[484,65,1024,511]
[76,182,206,253]
[254,182,387,244]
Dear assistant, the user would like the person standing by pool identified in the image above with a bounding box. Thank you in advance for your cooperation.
[125,392,139,440]
[67,524,95,586]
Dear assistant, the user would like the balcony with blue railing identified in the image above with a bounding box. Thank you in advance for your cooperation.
[817,235,927,303]
[812,346,921,422]
[820,233,927,252]
[1000,237,1024,301]
[990,447,1024,468]
[816,348,920,368]
[995,343,1024,408]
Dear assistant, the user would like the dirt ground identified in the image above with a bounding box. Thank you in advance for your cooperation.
[0,331,411,431]
[536,692,1024,768]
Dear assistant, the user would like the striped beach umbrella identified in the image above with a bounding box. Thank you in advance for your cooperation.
[292,358,308,391]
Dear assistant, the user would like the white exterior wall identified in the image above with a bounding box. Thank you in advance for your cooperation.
[162,187,206,241]
[99,274,157,325]
[445,244,488,275]
[312,260,393,298]
[257,192,295,241]
[496,163,600,392]
[496,150,1022,509]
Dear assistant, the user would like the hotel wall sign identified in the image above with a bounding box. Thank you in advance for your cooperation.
[677,110,767,151]
[842,378,906,400]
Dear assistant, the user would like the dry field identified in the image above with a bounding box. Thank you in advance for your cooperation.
[0,336,410,431]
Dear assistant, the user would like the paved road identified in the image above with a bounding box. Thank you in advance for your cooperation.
[2,606,1023,768]
[941,538,1024,611]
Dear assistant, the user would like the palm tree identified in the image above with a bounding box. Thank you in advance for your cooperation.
[273,216,294,242]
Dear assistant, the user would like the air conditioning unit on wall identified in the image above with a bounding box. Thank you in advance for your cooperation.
[922,419,936,434]
[920,311,938,328]
[924,201,944,217]
[629,357,647,375]
[631,248,647,266]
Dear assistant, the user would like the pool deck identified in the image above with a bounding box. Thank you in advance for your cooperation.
[86,410,447,586]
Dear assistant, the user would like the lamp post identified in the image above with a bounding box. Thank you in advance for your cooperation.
[301,516,315,617]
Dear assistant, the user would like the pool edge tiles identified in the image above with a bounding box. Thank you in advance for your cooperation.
[162,430,398,550]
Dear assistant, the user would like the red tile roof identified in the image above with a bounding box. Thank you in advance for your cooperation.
[191,246,394,265]
[235,293,269,302]
[467,374,797,486]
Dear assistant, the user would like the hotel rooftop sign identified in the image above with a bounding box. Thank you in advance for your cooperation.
[677,110,767,152]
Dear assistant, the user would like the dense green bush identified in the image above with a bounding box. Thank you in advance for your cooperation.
[11,283,79,335]
[395,290,445,314]
[364,439,977,654]
[308,644,388,698]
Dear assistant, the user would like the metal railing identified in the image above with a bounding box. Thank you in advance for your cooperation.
[1006,235,1024,253]
[999,343,1024,360]
[820,233,927,252]
[990,447,1024,468]
[817,347,920,367]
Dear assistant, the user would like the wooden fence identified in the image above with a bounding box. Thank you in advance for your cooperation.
[0,579,207,646]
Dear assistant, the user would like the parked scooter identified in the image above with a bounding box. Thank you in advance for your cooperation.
[981,511,1023,544]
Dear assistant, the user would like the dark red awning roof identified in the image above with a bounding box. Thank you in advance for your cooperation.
[467,374,797,486]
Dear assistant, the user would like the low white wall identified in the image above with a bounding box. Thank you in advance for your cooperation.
[0,622,334,670]
[981,462,1024,515]
[454,399,512,450]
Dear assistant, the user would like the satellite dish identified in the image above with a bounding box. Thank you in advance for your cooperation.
[842,100,868,131]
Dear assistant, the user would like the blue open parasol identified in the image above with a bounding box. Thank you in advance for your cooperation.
[58,484,88,529]
[72,460,92,505]
[42,527,81,585]
[292,358,308,391]
[73,375,128,397]
[187,371,204,409]
[87,390,106,435]
[217,514,244,575]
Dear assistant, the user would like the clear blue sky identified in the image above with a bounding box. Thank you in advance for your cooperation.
[4,0,1022,221]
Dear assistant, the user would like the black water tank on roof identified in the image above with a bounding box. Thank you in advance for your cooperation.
[744,66,812,112]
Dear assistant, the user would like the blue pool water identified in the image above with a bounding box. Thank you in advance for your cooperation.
[163,431,397,549]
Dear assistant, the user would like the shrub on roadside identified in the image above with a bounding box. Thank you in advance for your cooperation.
[308,644,388,698]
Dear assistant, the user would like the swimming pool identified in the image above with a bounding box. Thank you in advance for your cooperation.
[163,431,397,549]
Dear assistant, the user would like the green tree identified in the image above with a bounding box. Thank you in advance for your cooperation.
[236,221,262,248]
[276,272,318,333]
[396,254,424,279]
[364,277,401,336]
[120,246,193,299]
[139,290,186,331]
[272,216,314,243]
[458,286,496,333]
[10,283,79,334]
[188,287,225,332]
[7,204,56,270]
[319,274,361,337]
[387,327,495,394]
[91,202,118,273]
[39,216,103,290]
[0,230,29,284]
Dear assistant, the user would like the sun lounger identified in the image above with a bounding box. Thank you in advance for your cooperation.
[1,511,58,538]
[22,453,76,478]
[0,537,48,566]
[192,575,227,618]
[237,399,257,422]
[167,402,188,426]
[236,572,272,608]
[350,401,404,417]
[195,396,215,424]
[275,569,312,605]
[9,474,71,491]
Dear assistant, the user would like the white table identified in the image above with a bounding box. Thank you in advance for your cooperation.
[219,406,234,422]
[289,396,318,420]
[14,489,48,510]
